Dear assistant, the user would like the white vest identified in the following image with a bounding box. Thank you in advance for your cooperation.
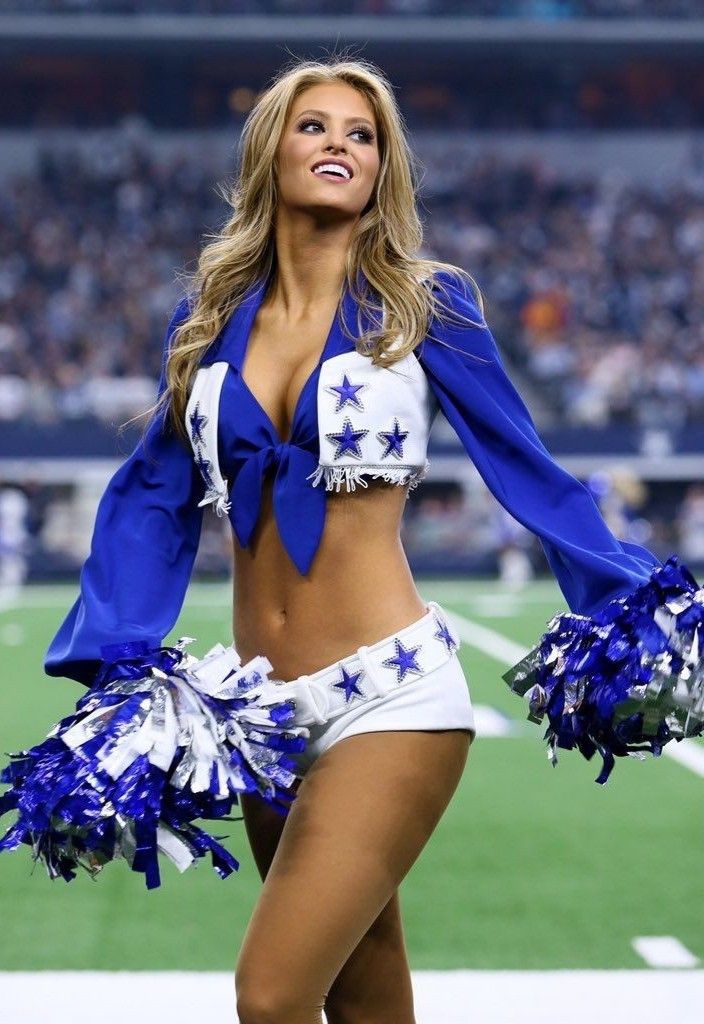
[185,309,436,513]
[308,345,432,493]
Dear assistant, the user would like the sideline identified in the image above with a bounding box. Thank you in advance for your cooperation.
[0,970,701,1024]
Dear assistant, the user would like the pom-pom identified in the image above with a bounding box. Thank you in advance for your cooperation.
[502,555,704,784]
[0,638,308,888]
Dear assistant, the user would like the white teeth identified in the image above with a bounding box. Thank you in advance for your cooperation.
[313,163,351,180]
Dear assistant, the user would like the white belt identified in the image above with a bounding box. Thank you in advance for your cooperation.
[275,601,461,727]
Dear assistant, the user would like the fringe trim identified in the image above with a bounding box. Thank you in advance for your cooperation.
[197,487,231,517]
[306,460,430,495]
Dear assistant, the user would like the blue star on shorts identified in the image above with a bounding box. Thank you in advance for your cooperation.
[326,373,367,412]
[377,418,409,460]
[433,614,458,653]
[332,664,365,703]
[325,417,369,460]
[381,637,423,683]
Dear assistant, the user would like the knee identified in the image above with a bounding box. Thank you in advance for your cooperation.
[235,998,278,1024]
[235,971,323,1024]
[235,974,283,1024]
[235,989,289,1024]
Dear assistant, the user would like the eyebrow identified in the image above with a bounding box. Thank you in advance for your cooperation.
[295,108,375,128]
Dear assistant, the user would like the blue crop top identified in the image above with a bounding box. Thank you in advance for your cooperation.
[45,268,663,685]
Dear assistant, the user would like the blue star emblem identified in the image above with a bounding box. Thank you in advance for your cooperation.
[194,452,214,487]
[189,403,208,445]
[332,664,365,703]
[382,637,423,683]
[326,373,367,412]
[325,417,369,460]
[433,614,458,653]
[377,418,409,460]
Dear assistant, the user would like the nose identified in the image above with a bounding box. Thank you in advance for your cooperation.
[324,132,347,154]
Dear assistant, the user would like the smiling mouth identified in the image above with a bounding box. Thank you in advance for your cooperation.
[311,161,354,183]
[312,170,352,184]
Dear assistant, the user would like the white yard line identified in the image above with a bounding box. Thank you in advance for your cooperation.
[472,703,520,737]
[632,936,700,968]
[429,601,529,665]
[0,970,702,1024]
[656,739,704,777]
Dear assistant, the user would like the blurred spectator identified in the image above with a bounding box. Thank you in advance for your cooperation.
[0,486,30,594]
[420,148,704,428]
[494,507,534,590]
[676,483,704,564]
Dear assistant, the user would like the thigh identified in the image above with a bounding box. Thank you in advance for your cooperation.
[240,781,302,883]
[324,889,414,1024]
[235,728,471,1017]
[240,783,414,1022]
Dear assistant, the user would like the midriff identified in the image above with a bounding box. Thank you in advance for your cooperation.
[232,475,428,680]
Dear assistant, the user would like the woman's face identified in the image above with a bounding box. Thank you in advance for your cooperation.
[276,82,381,221]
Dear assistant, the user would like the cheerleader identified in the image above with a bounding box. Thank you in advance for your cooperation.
[2,58,702,1024]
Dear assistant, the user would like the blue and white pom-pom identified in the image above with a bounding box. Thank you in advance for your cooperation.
[502,556,704,784]
[0,638,308,889]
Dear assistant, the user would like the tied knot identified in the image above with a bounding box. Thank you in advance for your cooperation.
[229,437,324,575]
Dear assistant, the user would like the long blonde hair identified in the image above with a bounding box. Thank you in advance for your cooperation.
[146,54,485,445]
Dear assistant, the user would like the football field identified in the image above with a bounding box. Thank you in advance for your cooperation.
[1,580,702,1021]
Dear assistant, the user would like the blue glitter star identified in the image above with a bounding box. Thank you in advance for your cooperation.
[189,403,208,445]
[332,664,365,703]
[325,417,369,460]
[326,373,367,412]
[382,637,423,683]
[433,614,458,653]
[194,452,214,487]
[377,418,409,460]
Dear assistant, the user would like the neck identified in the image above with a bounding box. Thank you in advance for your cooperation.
[268,210,357,318]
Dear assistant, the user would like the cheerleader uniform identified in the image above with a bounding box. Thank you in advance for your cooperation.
[43,268,664,774]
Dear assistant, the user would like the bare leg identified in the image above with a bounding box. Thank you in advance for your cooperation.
[241,781,415,1024]
[235,727,472,1024]
[323,890,415,1024]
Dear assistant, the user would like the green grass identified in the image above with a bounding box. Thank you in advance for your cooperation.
[0,582,701,971]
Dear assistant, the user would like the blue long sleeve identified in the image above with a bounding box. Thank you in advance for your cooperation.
[45,298,206,686]
[418,271,663,616]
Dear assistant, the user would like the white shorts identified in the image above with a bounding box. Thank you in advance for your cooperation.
[270,601,476,778]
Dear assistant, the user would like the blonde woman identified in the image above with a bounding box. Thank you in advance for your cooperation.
[10,57,682,1024]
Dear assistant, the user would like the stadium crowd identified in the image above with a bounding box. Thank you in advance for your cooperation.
[0,1,699,19]
[11,67,699,133]
[1,129,703,429]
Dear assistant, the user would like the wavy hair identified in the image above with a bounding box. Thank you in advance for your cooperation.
[141,54,486,446]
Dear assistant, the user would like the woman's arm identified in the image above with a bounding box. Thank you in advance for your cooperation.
[416,269,663,616]
[44,298,206,686]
